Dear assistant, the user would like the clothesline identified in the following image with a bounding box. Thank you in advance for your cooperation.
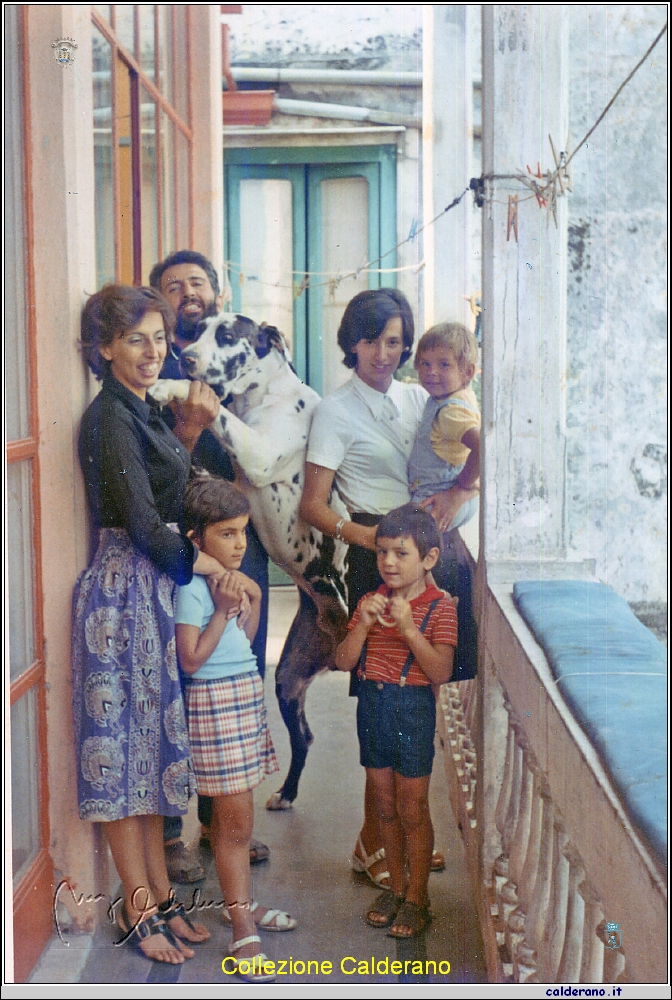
[222,19,666,293]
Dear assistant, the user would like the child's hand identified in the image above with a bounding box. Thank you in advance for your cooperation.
[208,571,245,617]
[236,591,251,630]
[388,595,414,636]
[359,593,389,629]
[226,569,262,603]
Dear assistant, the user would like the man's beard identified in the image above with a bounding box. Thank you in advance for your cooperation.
[175,300,219,343]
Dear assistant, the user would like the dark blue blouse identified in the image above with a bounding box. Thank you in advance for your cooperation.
[78,374,195,584]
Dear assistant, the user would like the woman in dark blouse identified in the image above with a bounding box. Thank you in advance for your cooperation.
[73,285,221,963]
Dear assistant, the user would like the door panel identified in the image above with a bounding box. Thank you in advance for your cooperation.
[239,178,295,354]
[227,163,307,380]
[225,148,396,395]
[307,162,381,395]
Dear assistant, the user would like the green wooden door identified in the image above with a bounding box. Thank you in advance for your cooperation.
[225,146,397,395]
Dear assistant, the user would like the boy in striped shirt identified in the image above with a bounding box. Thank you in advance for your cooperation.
[336,503,457,938]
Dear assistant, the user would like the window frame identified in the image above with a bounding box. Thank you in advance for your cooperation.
[91,6,194,283]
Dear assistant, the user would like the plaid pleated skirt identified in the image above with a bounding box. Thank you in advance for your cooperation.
[184,671,279,796]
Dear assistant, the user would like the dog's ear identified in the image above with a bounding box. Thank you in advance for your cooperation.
[231,314,259,346]
[256,322,289,360]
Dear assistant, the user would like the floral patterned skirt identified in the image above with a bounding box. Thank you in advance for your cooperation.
[71,528,195,821]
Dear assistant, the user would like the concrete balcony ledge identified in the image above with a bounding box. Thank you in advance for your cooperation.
[474,570,667,984]
[439,514,666,983]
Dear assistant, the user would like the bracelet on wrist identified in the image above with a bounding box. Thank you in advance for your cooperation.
[334,518,346,541]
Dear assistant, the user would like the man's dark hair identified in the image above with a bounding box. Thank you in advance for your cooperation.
[337,288,414,369]
[179,471,249,539]
[375,503,443,558]
[80,284,175,378]
[149,250,220,297]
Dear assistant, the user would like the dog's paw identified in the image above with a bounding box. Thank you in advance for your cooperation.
[266,791,293,811]
[148,379,191,406]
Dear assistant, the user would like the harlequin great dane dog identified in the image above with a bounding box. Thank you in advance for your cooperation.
[150,313,349,809]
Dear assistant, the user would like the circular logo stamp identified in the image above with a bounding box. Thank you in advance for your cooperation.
[52,37,78,67]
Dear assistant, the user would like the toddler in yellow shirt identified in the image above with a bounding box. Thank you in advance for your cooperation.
[409,322,480,532]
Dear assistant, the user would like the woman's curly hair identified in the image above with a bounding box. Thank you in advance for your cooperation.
[80,284,176,378]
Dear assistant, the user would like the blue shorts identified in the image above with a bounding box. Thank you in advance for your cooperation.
[356,680,437,778]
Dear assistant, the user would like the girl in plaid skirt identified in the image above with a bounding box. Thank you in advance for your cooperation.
[175,475,296,982]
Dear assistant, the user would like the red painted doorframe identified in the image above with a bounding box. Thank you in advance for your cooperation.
[10,7,53,984]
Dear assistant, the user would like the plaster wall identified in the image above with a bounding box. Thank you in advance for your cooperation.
[228,5,422,72]
[565,5,667,602]
[224,5,424,328]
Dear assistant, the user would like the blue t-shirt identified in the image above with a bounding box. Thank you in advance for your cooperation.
[175,575,258,680]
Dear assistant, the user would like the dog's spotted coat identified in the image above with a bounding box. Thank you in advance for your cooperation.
[150,313,349,808]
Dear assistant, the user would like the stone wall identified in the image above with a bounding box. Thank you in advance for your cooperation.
[565,4,667,601]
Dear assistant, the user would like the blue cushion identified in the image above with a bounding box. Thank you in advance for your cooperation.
[513,581,667,858]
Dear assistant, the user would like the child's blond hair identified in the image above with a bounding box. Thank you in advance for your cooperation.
[414,322,478,374]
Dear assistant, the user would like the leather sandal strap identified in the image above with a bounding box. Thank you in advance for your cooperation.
[231,934,262,951]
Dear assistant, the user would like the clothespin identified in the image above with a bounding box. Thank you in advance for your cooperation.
[407,218,419,244]
[548,134,565,195]
[506,194,518,242]
[293,275,309,300]
[546,170,558,228]
[239,271,245,287]
[526,163,546,208]
[328,278,337,303]
[354,256,368,280]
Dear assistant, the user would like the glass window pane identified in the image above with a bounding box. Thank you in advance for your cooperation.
[4,4,31,440]
[239,179,294,353]
[138,5,155,81]
[114,4,136,56]
[161,111,176,255]
[140,87,159,282]
[93,5,111,22]
[12,688,41,884]
[8,462,36,680]
[176,127,190,248]
[321,176,369,396]
[92,26,115,287]
[157,5,173,103]
[173,6,189,123]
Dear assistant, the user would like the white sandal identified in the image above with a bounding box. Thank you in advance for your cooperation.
[351,835,391,887]
[222,899,297,931]
[228,935,276,982]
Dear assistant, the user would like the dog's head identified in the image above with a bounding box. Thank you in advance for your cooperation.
[179,312,289,398]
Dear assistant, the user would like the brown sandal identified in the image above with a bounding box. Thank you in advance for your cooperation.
[386,900,432,938]
[365,890,404,929]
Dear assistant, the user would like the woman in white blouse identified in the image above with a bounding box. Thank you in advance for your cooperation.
[300,288,430,888]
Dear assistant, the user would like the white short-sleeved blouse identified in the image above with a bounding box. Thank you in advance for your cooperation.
[306,372,427,515]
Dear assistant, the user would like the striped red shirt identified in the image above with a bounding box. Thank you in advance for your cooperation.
[348,584,458,686]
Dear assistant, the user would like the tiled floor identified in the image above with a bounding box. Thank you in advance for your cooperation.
[34,587,486,985]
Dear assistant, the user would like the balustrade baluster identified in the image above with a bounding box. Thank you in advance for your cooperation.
[579,882,605,983]
[493,707,516,892]
[539,815,570,982]
[516,781,555,981]
[557,846,586,982]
